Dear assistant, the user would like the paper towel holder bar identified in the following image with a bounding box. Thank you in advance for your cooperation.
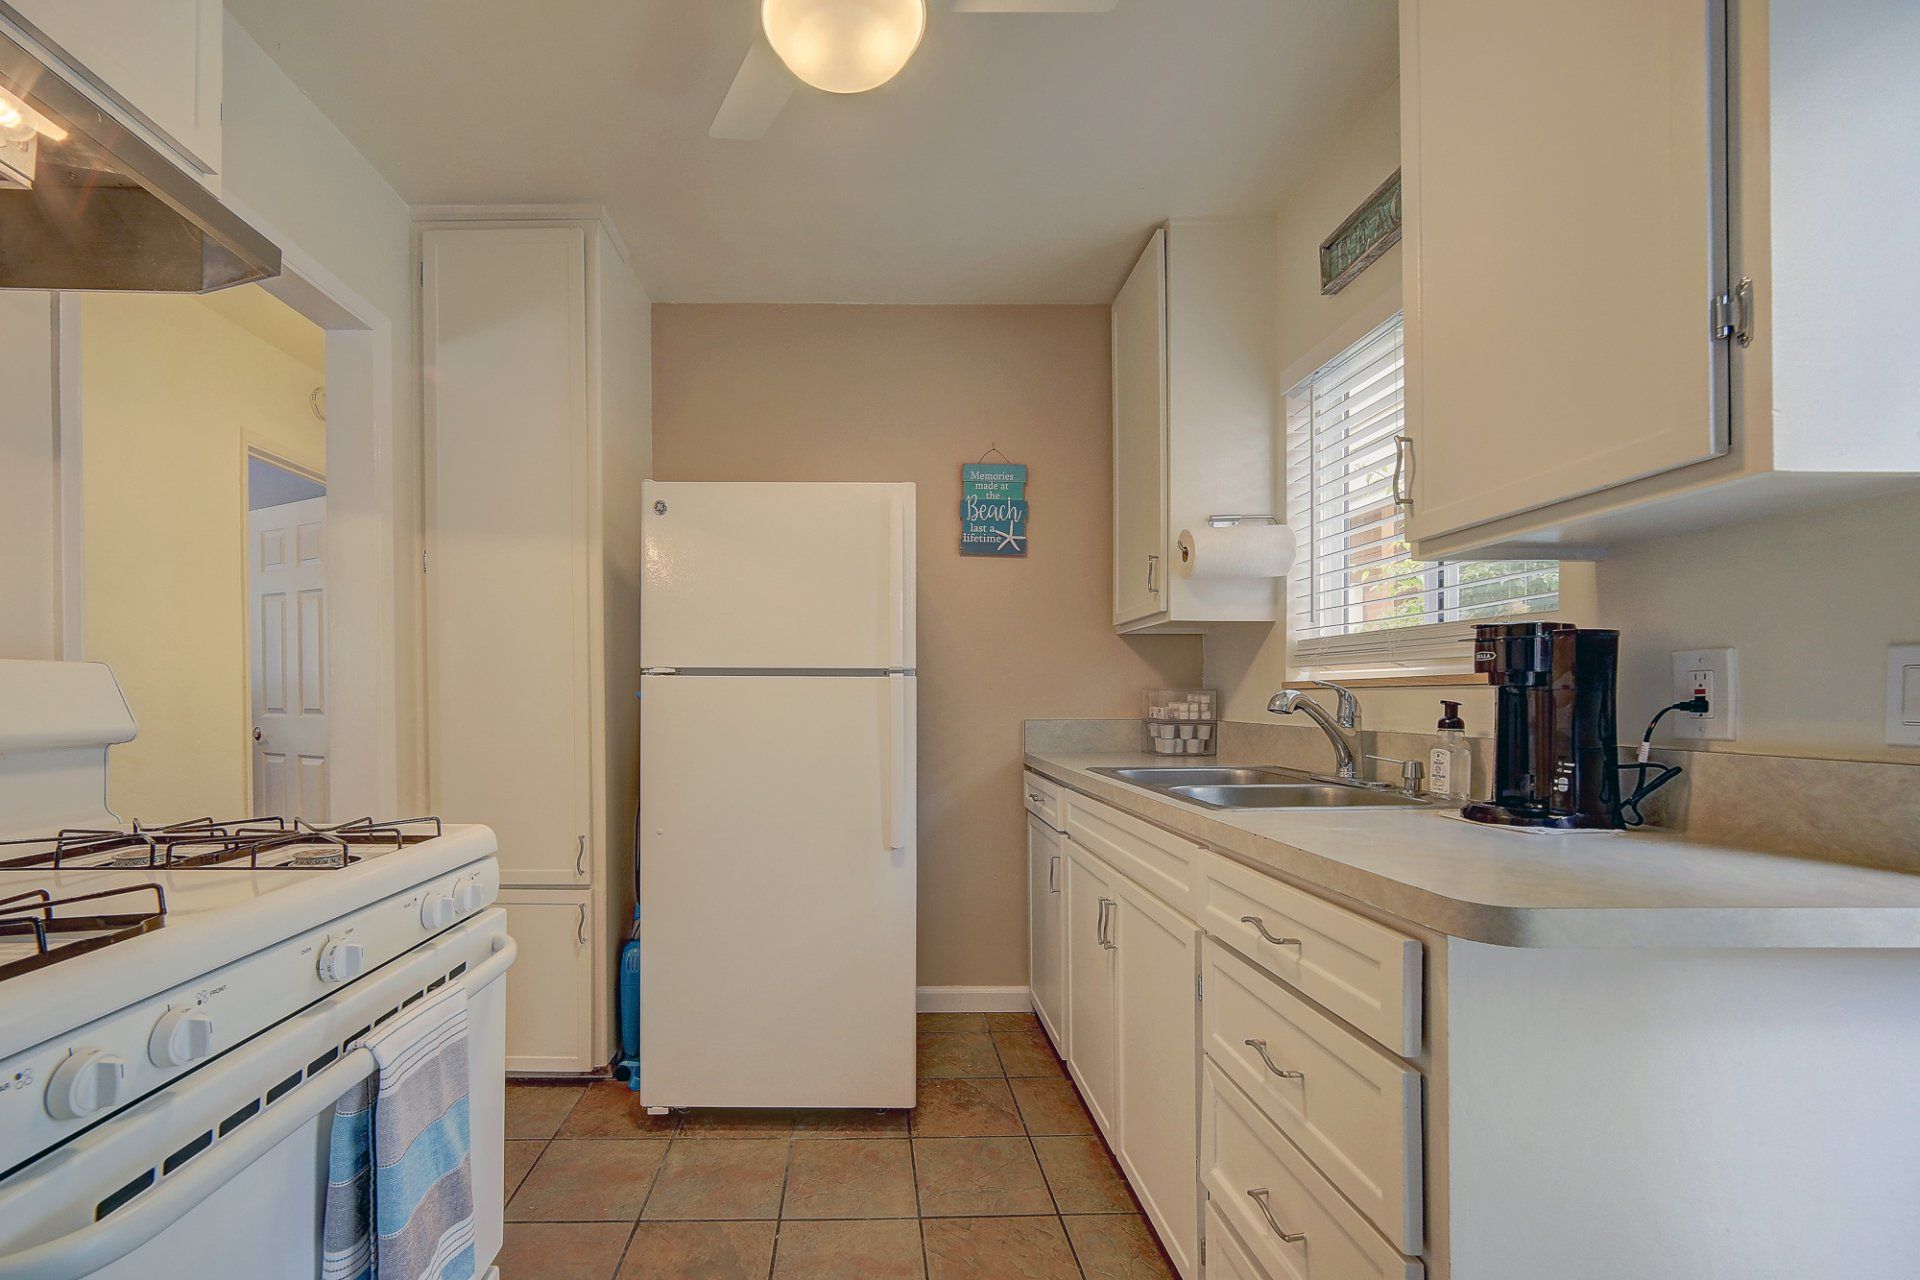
[1206,513,1280,528]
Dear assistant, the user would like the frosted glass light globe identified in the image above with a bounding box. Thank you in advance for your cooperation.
[763,0,927,95]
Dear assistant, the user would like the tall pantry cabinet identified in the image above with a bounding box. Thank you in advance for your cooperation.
[419,210,651,1074]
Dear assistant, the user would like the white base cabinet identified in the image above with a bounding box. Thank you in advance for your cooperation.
[1027,813,1067,1052]
[498,890,595,1074]
[1064,842,1120,1138]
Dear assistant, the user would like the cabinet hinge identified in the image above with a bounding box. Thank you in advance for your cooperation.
[1199,1238,1206,1265]
[1711,276,1754,347]
[1196,975,1204,1003]
[421,549,428,573]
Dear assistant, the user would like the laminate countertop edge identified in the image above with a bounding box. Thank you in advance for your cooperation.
[1024,752,1920,950]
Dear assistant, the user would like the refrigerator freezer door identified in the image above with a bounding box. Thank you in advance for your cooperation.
[642,481,916,671]
[639,673,916,1108]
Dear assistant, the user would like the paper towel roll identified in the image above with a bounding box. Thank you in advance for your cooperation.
[1176,524,1296,579]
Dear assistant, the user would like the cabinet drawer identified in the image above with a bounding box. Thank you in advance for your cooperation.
[1023,770,1065,832]
[1204,1204,1273,1280]
[1203,1060,1422,1280]
[1204,941,1422,1253]
[1202,854,1421,1057]
[1064,791,1200,915]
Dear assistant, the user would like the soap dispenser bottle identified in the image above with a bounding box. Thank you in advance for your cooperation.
[1428,701,1472,803]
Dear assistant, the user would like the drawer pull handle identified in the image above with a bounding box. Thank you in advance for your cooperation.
[1240,916,1302,947]
[1244,1038,1304,1080]
[1247,1187,1307,1244]
[1028,791,1045,804]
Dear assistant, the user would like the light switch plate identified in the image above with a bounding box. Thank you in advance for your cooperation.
[1888,644,1920,746]
[1670,647,1738,741]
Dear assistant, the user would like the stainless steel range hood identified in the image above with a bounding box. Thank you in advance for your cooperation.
[0,26,280,292]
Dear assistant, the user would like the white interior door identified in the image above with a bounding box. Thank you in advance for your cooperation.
[248,496,328,820]
[641,481,916,671]
[639,672,916,1108]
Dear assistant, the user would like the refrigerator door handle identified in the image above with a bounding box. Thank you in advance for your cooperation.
[883,673,910,852]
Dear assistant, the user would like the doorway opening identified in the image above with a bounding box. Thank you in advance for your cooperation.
[247,451,329,820]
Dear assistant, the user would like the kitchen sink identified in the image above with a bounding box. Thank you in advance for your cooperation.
[1092,765,1429,811]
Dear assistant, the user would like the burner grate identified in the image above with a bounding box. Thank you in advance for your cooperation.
[0,884,168,981]
[0,816,445,872]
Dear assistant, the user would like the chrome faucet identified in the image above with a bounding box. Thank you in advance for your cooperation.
[1267,681,1363,782]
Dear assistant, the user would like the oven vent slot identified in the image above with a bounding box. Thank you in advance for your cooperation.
[95,1168,154,1220]
[265,1070,303,1105]
[218,1098,260,1137]
[308,1046,340,1075]
[163,1130,213,1175]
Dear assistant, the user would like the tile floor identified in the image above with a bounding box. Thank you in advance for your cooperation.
[499,1012,1180,1280]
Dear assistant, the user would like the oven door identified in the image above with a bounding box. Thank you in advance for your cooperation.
[0,910,512,1280]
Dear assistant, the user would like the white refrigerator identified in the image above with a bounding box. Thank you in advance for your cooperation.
[638,480,918,1108]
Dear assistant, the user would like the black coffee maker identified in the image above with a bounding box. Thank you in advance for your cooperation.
[1462,622,1623,830]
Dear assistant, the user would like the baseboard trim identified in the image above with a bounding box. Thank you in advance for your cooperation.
[916,985,1033,1014]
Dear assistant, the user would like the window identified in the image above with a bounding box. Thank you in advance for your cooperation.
[1285,313,1559,675]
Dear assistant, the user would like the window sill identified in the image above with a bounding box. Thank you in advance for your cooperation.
[1291,673,1488,689]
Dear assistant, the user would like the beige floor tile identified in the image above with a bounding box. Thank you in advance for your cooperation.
[1033,1137,1135,1215]
[922,1216,1082,1280]
[918,1012,989,1034]
[781,1138,918,1219]
[507,1083,587,1140]
[912,1138,1055,1218]
[509,1139,669,1222]
[505,1140,544,1201]
[773,1219,926,1279]
[911,1079,1024,1138]
[679,1109,799,1139]
[984,1012,1041,1035]
[992,1030,1067,1079]
[791,1108,912,1138]
[643,1139,790,1221]
[917,1033,1004,1080]
[619,1221,778,1280]
[1009,1078,1096,1136]
[496,1221,633,1280]
[1063,1214,1179,1279]
[561,1083,683,1139]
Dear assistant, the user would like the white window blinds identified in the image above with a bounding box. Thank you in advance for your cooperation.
[1285,314,1559,674]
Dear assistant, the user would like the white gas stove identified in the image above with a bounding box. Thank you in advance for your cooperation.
[0,660,510,1280]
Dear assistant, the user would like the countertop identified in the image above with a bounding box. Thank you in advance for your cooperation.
[1025,751,1920,949]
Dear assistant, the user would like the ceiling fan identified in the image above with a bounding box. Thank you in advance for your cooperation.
[712,0,1123,141]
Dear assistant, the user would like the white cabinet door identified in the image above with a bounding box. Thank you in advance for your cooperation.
[4,0,222,174]
[1112,230,1168,627]
[1402,0,1729,542]
[423,227,594,889]
[499,890,594,1074]
[1112,874,1200,1279]
[1028,815,1067,1054]
[1064,841,1119,1138]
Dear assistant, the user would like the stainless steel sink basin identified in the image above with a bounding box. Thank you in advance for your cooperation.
[1091,765,1429,811]
[1166,783,1427,810]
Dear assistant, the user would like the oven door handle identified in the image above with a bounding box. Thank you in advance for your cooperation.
[0,934,517,1280]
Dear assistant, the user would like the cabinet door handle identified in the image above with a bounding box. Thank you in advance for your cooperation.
[1146,554,1159,595]
[576,835,587,877]
[1244,1038,1305,1080]
[1391,435,1414,510]
[1240,915,1302,948]
[576,904,587,946]
[1097,898,1117,949]
[1246,1188,1307,1244]
[1048,855,1059,894]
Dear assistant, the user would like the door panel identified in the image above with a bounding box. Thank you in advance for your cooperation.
[1113,876,1200,1279]
[1403,0,1729,540]
[1112,231,1168,626]
[1065,843,1118,1137]
[423,227,592,887]
[499,890,593,1073]
[1028,816,1066,1052]
[248,496,327,821]
[641,481,916,671]
[639,673,916,1107]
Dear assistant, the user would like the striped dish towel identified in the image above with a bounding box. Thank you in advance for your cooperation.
[323,982,478,1280]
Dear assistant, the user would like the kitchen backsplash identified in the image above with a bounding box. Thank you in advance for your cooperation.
[1023,718,1920,871]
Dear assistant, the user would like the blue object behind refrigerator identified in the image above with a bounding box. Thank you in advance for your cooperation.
[615,907,642,1090]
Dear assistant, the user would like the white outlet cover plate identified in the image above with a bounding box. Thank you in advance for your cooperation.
[1888,644,1920,746]
[1670,647,1738,741]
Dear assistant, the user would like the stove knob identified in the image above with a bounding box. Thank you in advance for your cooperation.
[420,892,456,931]
[149,1007,217,1068]
[317,937,366,984]
[46,1049,128,1121]
[452,878,487,915]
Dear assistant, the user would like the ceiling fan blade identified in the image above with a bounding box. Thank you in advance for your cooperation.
[710,35,797,141]
[949,0,1120,11]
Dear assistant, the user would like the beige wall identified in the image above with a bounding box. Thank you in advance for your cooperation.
[1205,83,1920,764]
[0,292,61,661]
[652,304,1203,987]
[81,292,326,822]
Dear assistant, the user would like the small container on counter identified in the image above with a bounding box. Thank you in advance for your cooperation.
[1143,688,1218,757]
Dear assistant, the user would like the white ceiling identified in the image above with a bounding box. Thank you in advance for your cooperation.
[227,0,1398,303]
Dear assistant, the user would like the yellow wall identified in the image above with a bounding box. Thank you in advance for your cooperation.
[652,304,1203,987]
[81,291,326,822]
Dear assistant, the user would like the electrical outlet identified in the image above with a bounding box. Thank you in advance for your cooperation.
[1888,644,1920,747]
[1670,648,1738,741]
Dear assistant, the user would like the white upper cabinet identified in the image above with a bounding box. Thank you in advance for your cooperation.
[1,0,222,179]
[1401,0,1920,559]
[1112,219,1278,634]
